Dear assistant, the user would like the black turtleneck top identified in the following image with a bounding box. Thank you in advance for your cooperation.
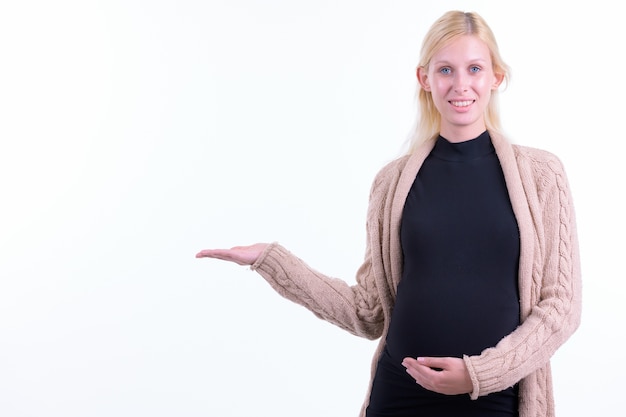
[366,131,521,417]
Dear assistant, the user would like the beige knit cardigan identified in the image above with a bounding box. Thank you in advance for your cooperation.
[251,131,582,417]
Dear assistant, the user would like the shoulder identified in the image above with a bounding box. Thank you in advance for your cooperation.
[513,144,565,169]
[512,144,572,203]
[512,144,568,179]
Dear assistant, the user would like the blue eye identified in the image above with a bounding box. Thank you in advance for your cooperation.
[439,67,451,75]
[470,66,481,73]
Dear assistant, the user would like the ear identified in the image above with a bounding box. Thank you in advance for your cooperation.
[492,71,505,90]
[417,67,431,91]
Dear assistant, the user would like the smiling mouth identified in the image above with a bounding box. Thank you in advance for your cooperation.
[449,100,474,107]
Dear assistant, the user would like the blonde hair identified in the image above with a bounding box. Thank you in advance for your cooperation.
[406,11,510,153]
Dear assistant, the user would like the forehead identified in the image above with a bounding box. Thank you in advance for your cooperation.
[431,35,492,64]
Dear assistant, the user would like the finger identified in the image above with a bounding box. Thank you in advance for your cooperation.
[401,360,420,381]
[401,357,419,371]
[403,366,435,391]
[196,249,253,266]
[401,358,433,382]
[402,357,443,372]
[416,356,448,370]
[195,249,218,258]
[195,249,233,260]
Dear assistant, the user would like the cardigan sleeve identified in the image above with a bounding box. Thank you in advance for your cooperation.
[250,242,383,339]
[464,150,583,399]
[249,165,398,340]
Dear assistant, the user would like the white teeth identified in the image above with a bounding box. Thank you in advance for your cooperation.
[450,100,473,107]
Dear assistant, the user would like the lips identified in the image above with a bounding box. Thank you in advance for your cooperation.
[449,100,474,107]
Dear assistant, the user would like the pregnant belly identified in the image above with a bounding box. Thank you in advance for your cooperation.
[384,275,520,362]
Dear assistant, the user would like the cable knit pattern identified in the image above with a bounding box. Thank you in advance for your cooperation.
[250,132,582,417]
[463,145,581,412]
[253,243,385,338]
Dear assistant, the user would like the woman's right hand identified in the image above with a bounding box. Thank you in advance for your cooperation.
[195,243,269,266]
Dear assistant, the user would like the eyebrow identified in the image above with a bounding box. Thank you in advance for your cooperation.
[432,58,489,66]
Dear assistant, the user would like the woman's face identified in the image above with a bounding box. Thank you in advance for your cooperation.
[418,35,503,142]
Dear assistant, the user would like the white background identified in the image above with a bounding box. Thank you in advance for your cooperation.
[0,1,623,416]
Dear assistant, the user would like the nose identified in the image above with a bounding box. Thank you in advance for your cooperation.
[453,73,469,93]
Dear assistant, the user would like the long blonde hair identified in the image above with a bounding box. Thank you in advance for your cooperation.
[406,11,511,153]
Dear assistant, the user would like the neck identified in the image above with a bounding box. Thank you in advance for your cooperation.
[440,124,487,143]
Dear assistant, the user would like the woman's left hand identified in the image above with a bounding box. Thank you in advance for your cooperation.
[401,356,472,395]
